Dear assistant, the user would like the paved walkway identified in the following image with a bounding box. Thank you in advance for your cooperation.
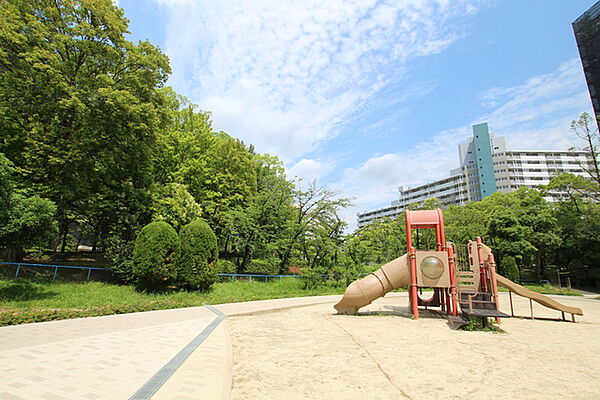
[1,292,595,399]
[0,295,342,400]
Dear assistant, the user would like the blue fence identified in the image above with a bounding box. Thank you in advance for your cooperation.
[0,262,367,283]
[0,261,112,281]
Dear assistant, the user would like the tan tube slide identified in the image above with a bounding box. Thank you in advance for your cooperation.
[334,254,410,314]
[496,274,583,315]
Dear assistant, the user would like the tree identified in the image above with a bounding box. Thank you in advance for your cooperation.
[149,183,202,230]
[0,153,57,261]
[570,112,599,185]
[219,155,295,271]
[0,0,171,249]
[544,173,600,286]
[277,182,351,274]
[176,219,217,291]
[132,221,180,291]
[502,256,520,282]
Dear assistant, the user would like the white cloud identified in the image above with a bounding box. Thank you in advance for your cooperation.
[336,58,592,229]
[286,158,335,186]
[156,0,487,162]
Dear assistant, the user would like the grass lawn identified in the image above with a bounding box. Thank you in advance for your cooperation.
[0,277,345,326]
[499,284,582,296]
[0,276,583,326]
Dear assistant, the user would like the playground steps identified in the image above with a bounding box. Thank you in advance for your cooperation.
[457,291,509,317]
[459,293,496,310]
[461,308,509,318]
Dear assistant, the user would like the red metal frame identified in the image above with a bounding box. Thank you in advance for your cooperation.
[405,209,456,319]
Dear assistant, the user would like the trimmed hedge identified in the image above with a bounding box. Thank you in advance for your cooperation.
[244,258,279,275]
[132,221,180,291]
[176,219,218,291]
[215,259,237,274]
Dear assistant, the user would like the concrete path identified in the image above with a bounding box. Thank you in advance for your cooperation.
[0,295,341,400]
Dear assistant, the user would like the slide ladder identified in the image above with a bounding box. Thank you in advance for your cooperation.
[456,270,507,318]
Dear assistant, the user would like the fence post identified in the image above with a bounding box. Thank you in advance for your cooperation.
[15,264,21,278]
[249,276,252,283]
[87,268,92,281]
[53,266,59,280]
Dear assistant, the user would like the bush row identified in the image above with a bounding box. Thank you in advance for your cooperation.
[132,219,218,292]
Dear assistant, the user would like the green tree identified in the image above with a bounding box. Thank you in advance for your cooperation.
[544,173,600,286]
[0,153,57,261]
[132,221,179,291]
[150,183,202,230]
[501,256,520,282]
[277,182,350,274]
[176,219,218,291]
[570,112,599,185]
[0,0,171,249]
[219,155,295,271]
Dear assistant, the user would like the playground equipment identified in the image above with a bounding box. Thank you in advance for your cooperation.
[334,209,583,324]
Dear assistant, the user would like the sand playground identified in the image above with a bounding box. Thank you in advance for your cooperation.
[227,292,600,400]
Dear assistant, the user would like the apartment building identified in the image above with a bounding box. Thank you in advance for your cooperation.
[357,123,592,228]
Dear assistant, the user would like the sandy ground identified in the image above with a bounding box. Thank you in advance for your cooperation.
[227,292,600,400]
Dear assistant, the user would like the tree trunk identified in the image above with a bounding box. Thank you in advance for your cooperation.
[5,246,23,263]
[59,216,71,253]
[535,248,543,283]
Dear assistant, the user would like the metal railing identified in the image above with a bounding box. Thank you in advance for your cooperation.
[1,262,368,283]
[0,261,112,281]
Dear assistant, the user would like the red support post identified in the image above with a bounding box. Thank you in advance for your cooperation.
[409,246,419,319]
[476,237,487,292]
[447,242,458,316]
[488,253,501,323]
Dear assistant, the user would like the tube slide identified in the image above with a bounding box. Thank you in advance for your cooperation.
[496,274,583,316]
[334,254,410,314]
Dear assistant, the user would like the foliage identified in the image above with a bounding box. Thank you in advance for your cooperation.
[299,270,323,290]
[132,221,180,291]
[176,219,218,291]
[214,259,237,274]
[244,258,279,275]
[569,112,599,185]
[0,0,171,249]
[149,183,202,230]
[460,317,505,333]
[501,256,520,282]
[0,153,57,261]
[103,235,135,284]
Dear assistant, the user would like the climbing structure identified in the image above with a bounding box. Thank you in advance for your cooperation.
[334,208,583,324]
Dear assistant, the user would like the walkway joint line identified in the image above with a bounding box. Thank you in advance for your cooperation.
[129,306,227,400]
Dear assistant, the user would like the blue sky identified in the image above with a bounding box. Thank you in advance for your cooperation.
[117,0,596,228]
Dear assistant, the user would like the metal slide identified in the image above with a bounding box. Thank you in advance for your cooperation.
[495,274,583,316]
[334,254,410,314]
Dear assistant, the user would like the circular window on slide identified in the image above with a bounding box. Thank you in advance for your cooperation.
[420,256,444,280]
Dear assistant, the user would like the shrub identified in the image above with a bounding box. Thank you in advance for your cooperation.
[244,258,279,276]
[132,221,180,291]
[502,256,520,282]
[215,259,237,274]
[104,236,135,284]
[176,219,218,291]
[300,270,323,290]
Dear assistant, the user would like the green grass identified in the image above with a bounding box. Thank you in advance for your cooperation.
[461,317,505,333]
[497,284,582,296]
[0,277,344,326]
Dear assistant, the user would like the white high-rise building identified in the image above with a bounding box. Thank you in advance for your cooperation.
[357,123,593,228]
